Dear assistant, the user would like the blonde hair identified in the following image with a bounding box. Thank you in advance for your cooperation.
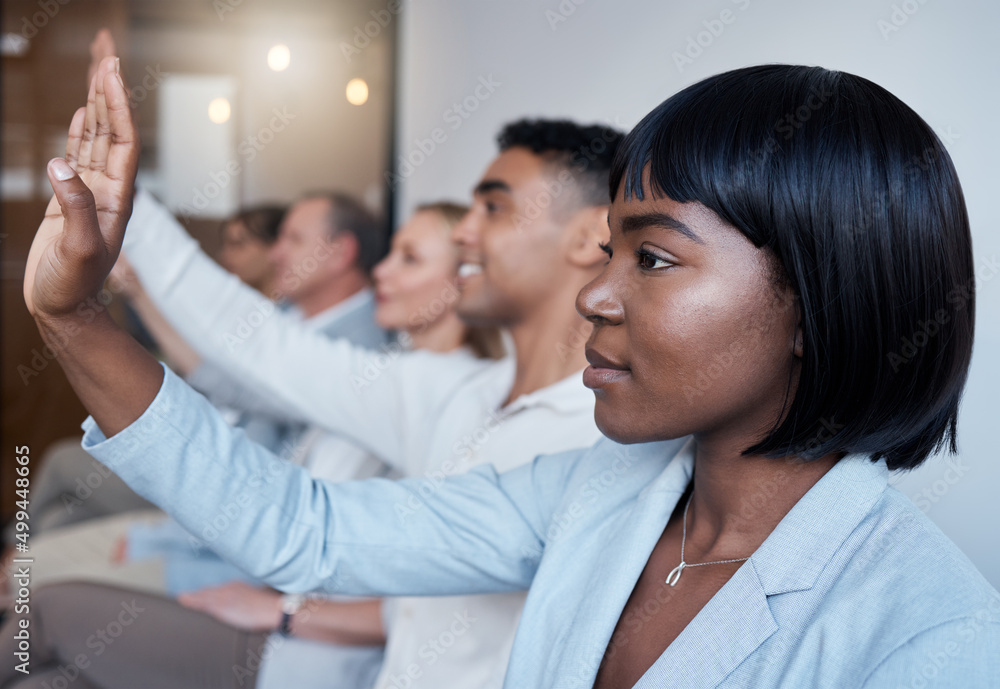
[415,202,506,361]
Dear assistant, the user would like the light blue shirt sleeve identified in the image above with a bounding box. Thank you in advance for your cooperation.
[126,518,206,560]
[82,364,546,597]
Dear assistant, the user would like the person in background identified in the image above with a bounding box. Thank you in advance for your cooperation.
[219,205,284,296]
[0,202,504,689]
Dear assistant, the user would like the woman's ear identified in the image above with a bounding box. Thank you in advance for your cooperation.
[566,205,610,269]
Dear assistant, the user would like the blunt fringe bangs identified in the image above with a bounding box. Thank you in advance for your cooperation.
[610,65,974,470]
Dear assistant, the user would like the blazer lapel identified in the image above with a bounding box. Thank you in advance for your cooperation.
[633,453,889,688]
[558,440,694,687]
[634,561,777,688]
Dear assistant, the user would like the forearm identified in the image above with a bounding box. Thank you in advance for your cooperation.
[83,367,543,597]
[126,288,201,375]
[292,599,386,646]
[36,311,163,438]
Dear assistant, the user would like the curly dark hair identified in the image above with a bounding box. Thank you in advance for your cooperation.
[496,119,624,207]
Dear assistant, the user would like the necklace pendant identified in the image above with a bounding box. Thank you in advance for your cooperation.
[665,561,686,587]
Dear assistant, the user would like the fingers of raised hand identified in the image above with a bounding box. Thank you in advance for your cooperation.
[90,56,119,172]
[92,60,139,256]
[65,107,86,172]
[102,61,139,187]
[77,69,100,169]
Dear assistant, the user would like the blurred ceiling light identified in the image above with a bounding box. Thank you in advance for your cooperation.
[267,44,291,72]
[1,33,30,57]
[346,78,369,106]
[208,97,231,124]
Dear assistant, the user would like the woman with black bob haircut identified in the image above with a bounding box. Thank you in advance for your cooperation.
[23,63,999,687]
[569,63,996,687]
[602,63,975,472]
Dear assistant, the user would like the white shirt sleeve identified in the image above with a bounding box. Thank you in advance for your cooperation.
[185,358,310,425]
[82,365,548,596]
[122,190,483,467]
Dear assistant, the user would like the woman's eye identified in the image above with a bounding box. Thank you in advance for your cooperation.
[636,249,672,270]
[598,242,612,258]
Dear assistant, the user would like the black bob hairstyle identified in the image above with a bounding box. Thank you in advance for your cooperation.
[610,65,974,471]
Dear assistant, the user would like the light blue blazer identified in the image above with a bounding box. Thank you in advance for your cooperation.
[84,366,1000,688]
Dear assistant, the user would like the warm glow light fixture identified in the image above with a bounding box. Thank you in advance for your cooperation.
[207,97,231,124]
[346,78,369,106]
[268,44,291,72]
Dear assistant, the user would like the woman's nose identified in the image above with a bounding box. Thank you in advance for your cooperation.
[372,255,391,283]
[576,265,624,326]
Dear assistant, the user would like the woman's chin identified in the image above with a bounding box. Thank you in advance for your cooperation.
[594,404,685,446]
[373,308,401,331]
[593,409,645,445]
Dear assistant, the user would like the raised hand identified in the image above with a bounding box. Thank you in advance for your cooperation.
[23,53,160,439]
[23,55,139,320]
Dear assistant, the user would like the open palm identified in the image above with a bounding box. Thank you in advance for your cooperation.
[24,56,139,320]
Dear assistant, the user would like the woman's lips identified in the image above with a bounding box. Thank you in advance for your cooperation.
[583,366,631,388]
[583,347,631,389]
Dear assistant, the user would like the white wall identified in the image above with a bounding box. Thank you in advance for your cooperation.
[128,7,394,215]
[397,0,1000,587]
[157,74,239,217]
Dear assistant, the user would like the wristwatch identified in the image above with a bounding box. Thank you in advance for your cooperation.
[277,594,305,636]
